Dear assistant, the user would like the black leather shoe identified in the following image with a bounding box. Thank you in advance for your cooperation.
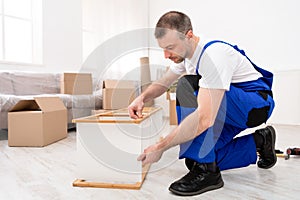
[169,163,224,196]
[256,126,277,169]
[185,158,195,171]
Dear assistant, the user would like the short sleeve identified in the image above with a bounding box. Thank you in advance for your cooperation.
[198,47,235,90]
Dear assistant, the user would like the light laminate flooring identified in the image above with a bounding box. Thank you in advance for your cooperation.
[0,123,300,200]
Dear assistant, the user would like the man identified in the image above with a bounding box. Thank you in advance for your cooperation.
[128,11,276,196]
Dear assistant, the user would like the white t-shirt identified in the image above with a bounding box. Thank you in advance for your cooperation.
[170,38,262,90]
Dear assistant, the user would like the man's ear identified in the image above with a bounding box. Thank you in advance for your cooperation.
[186,30,193,39]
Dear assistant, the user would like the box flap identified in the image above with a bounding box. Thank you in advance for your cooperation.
[9,99,40,112]
[34,97,66,112]
[103,80,136,89]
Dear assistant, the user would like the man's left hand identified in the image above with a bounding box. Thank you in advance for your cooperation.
[137,143,164,165]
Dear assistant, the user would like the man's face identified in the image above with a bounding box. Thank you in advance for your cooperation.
[157,30,188,64]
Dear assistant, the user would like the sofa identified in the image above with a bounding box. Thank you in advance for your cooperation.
[0,71,102,129]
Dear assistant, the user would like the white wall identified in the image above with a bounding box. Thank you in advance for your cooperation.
[268,70,300,125]
[148,0,300,72]
[43,0,82,72]
[81,0,149,82]
[0,0,82,73]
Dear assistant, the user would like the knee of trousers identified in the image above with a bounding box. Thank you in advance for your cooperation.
[176,75,201,108]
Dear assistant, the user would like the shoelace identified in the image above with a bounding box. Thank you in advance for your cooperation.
[181,170,205,184]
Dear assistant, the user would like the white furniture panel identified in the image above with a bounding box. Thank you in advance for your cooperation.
[73,107,163,187]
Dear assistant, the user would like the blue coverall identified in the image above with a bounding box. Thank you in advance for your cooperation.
[176,41,275,170]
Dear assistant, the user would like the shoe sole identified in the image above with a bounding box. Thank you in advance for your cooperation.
[262,126,277,169]
[169,180,224,196]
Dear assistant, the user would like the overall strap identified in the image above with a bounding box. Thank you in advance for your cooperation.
[195,40,273,89]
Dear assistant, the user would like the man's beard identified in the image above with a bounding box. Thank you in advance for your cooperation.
[170,56,184,63]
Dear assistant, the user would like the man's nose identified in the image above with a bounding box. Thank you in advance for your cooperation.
[164,50,171,59]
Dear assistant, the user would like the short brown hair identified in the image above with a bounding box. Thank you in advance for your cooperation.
[155,11,193,39]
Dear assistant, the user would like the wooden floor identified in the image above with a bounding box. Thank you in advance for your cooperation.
[0,123,300,200]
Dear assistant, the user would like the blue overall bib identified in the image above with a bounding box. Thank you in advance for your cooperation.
[176,41,275,170]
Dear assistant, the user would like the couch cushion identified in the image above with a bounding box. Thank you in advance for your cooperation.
[0,72,14,94]
[11,72,60,95]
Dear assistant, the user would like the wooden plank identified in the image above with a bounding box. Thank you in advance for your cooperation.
[72,179,142,190]
[72,164,151,190]
[72,107,162,124]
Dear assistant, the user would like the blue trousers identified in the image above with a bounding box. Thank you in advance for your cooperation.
[176,75,275,170]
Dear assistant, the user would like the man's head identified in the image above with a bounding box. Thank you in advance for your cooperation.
[154,11,195,63]
[155,11,193,39]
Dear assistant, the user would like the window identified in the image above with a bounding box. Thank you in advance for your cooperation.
[0,0,42,64]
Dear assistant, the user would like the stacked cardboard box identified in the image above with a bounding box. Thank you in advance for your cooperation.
[102,79,138,110]
[61,73,93,95]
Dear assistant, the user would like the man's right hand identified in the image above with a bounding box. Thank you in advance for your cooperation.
[128,96,144,119]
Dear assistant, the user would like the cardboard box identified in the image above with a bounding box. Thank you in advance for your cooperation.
[61,73,93,95]
[8,97,67,147]
[168,92,178,125]
[102,79,137,110]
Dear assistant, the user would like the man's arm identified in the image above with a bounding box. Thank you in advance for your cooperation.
[137,88,225,165]
[128,69,180,119]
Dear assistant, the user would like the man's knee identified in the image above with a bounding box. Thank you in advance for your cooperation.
[177,75,201,93]
[176,75,201,108]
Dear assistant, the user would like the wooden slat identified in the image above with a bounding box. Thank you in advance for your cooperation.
[72,164,151,190]
[72,107,162,124]
[72,179,142,190]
